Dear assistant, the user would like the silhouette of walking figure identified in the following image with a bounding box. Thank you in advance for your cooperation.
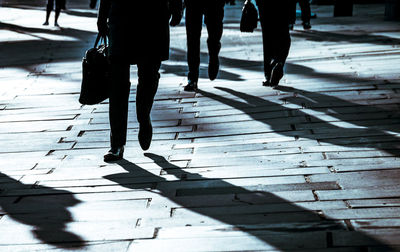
[97,0,183,161]
[183,0,233,92]
[289,0,312,30]
[43,0,66,27]
[255,0,291,87]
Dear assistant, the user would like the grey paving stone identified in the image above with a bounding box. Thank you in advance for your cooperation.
[347,199,400,208]
[316,186,400,201]
[176,182,340,196]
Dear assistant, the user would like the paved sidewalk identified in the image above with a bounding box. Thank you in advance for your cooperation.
[1,2,400,251]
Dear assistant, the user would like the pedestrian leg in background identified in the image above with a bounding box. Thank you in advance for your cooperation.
[104,62,131,162]
[288,0,298,30]
[43,0,66,26]
[136,61,161,151]
[184,0,203,91]
[54,7,61,27]
[299,0,312,29]
[256,0,291,87]
[204,0,225,81]
[43,0,54,25]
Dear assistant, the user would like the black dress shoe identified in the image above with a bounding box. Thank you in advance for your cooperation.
[184,80,198,92]
[104,146,124,162]
[270,62,284,87]
[208,55,219,81]
[138,120,153,151]
[303,22,311,30]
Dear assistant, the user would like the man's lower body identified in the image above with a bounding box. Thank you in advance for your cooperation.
[43,0,65,26]
[257,0,291,87]
[289,0,312,30]
[104,60,161,162]
[184,0,225,91]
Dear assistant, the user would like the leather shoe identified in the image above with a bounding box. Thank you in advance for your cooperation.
[138,120,153,151]
[184,80,198,92]
[303,22,311,30]
[262,80,270,86]
[270,62,284,87]
[104,146,124,162]
[208,55,219,81]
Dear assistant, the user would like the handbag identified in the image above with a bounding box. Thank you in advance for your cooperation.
[79,34,110,105]
[240,0,258,33]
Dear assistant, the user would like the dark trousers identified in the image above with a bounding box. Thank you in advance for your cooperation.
[256,0,291,79]
[109,61,161,148]
[47,0,66,10]
[185,0,225,82]
[289,0,311,24]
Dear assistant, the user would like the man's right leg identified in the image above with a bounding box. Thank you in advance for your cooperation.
[257,0,291,87]
[43,0,53,25]
[185,0,203,91]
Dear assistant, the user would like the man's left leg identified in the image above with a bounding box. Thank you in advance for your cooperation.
[136,61,161,151]
[204,0,225,81]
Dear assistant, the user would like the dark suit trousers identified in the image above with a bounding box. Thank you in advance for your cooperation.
[256,0,291,79]
[289,0,311,25]
[185,0,225,82]
[109,61,161,148]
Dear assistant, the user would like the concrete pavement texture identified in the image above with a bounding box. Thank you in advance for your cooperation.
[1,1,400,251]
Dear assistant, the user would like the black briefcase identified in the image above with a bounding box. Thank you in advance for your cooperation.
[79,34,110,105]
[240,0,258,33]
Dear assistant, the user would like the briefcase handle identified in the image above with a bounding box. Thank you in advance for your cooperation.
[94,33,108,48]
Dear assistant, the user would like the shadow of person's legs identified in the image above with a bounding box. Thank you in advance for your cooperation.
[0,172,85,249]
[103,154,392,250]
[197,87,400,157]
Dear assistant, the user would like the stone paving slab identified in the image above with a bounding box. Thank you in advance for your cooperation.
[1,2,400,251]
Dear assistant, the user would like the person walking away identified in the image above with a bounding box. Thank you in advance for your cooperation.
[289,0,312,30]
[183,0,233,92]
[97,0,183,161]
[256,0,291,87]
[43,0,66,27]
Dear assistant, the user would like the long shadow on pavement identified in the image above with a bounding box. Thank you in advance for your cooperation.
[104,154,393,250]
[168,48,399,91]
[0,22,96,68]
[0,172,85,249]
[198,87,400,157]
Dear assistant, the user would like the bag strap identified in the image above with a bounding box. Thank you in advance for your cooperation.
[94,33,108,48]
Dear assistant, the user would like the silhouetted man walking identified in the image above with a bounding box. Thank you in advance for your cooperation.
[183,0,233,91]
[97,0,183,161]
[256,0,291,87]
